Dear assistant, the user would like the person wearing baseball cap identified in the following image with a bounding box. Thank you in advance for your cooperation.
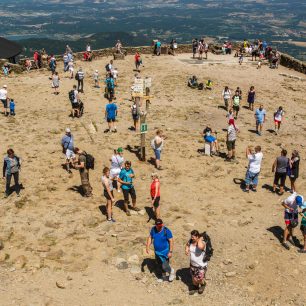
[146,219,175,282]
[61,128,75,173]
[281,193,304,250]
[0,85,8,116]
[298,201,306,253]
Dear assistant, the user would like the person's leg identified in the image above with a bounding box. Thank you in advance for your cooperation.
[80,171,92,196]
[78,80,81,92]
[130,188,139,211]
[279,174,286,194]
[13,172,20,195]
[155,150,161,169]
[244,171,250,191]
[273,173,279,192]
[5,174,12,196]
[290,178,296,193]
[278,122,281,132]
[155,204,161,219]
[122,189,130,215]
[106,198,112,220]
[81,79,84,92]
[256,120,259,133]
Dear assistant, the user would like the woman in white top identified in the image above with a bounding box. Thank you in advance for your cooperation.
[222,86,232,111]
[151,130,166,170]
[102,167,115,222]
[274,106,284,134]
[52,72,60,95]
[185,230,207,295]
[110,148,124,192]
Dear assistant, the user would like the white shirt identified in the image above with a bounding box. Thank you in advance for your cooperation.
[86,45,91,52]
[227,125,237,141]
[284,193,303,212]
[111,154,124,170]
[190,244,207,268]
[112,69,118,79]
[153,135,164,150]
[222,89,231,100]
[274,110,284,121]
[68,62,74,71]
[102,175,113,191]
[73,90,78,103]
[0,88,7,100]
[248,152,263,173]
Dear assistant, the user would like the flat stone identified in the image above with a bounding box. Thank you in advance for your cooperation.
[130,265,141,274]
[14,255,27,269]
[128,255,139,265]
[225,271,236,277]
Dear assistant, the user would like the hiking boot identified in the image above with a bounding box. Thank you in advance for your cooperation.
[189,287,198,295]
[126,210,131,216]
[169,268,175,282]
[198,283,206,294]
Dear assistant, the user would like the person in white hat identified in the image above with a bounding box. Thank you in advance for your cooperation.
[61,128,75,173]
[93,69,99,88]
[0,85,8,116]
[298,201,306,253]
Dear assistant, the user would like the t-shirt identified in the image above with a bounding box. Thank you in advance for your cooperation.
[222,89,231,99]
[112,70,118,79]
[227,125,236,141]
[119,168,134,190]
[77,71,84,80]
[284,193,303,213]
[233,96,240,106]
[156,42,161,48]
[255,109,266,122]
[153,135,163,151]
[106,103,117,119]
[10,101,15,111]
[102,175,113,191]
[63,55,68,63]
[73,90,78,103]
[248,152,263,173]
[111,154,124,170]
[0,88,7,100]
[274,110,284,121]
[93,72,99,80]
[301,210,306,226]
[150,226,173,257]
[61,135,74,151]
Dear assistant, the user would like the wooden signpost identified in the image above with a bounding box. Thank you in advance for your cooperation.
[132,77,153,161]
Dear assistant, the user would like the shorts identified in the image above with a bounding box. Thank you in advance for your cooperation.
[104,189,113,200]
[152,196,160,208]
[274,172,286,186]
[226,140,236,150]
[204,136,216,143]
[72,103,79,109]
[107,117,116,123]
[284,211,298,225]
[300,225,306,235]
[122,187,136,202]
[154,149,161,160]
[245,170,259,186]
[233,105,240,112]
[190,265,207,283]
[248,99,254,104]
[1,99,7,108]
[256,119,264,125]
[132,114,139,120]
[274,119,281,124]
[65,148,75,159]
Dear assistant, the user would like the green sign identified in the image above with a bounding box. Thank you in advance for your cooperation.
[140,123,148,133]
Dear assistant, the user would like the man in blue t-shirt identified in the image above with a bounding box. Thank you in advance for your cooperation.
[146,219,175,282]
[117,161,140,216]
[105,99,118,133]
[61,128,75,173]
[254,104,266,136]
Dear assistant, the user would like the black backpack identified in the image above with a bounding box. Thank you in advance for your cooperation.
[105,64,110,72]
[83,152,95,170]
[68,90,75,102]
[202,232,213,262]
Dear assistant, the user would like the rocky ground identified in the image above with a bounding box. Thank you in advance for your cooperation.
[0,53,306,306]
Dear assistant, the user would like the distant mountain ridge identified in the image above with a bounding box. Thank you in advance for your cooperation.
[18,32,150,56]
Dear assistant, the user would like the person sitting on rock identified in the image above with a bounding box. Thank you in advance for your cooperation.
[188,76,198,89]
[202,126,219,155]
[205,80,213,90]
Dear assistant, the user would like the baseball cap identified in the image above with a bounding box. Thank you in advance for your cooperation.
[155,219,163,226]
[117,147,123,153]
[296,195,303,205]
[65,128,71,133]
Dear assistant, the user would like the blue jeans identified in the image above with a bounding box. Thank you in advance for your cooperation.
[154,149,161,160]
[245,170,259,186]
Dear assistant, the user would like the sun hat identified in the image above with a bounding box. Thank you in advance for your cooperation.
[3,85,7,88]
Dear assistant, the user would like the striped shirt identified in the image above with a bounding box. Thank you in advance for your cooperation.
[77,71,85,80]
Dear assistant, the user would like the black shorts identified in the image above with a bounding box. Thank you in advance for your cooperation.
[72,103,79,109]
[233,105,240,112]
[274,172,287,186]
[152,196,160,208]
[122,187,136,202]
[1,99,7,108]
[104,189,113,200]
[107,118,116,123]
[132,114,139,120]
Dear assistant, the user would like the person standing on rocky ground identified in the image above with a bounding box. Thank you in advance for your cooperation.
[131,100,139,131]
[52,71,60,95]
[226,119,238,162]
[156,40,161,56]
[274,106,284,135]
[222,86,231,111]
[68,60,74,79]
[61,128,75,173]
[198,41,204,60]
[204,40,209,60]
[33,50,39,69]
[272,149,289,195]
[105,73,115,100]
[76,67,85,93]
[104,99,118,133]
[135,52,141,72]
[281,193,303,250]
[0,85,8,116]
[150,173,161,220]
[254,104,266,136]
[151,130,166,170]
[110,147,124,193]
[247,86,256,111]
[118,161,140,216]
[288,150,300,193]
[232,91,240,119]
[192,38,198,59]
[185,230,207,295]
[146,219,175,282]
[299,202,306,253]
[73,148,93,197]
[63,52,69,72]
[3,149,21,198]
[244,146,263,193]
[93,70,99,88]
[102,167,116,222]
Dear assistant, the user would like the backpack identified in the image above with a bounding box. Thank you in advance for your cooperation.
[105,64,110,72]
[75,73,79,81]
[82,152,95,170]
[202,232,213,262]
[68,90,75,102]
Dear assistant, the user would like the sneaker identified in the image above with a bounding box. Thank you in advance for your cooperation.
[198,283,206,294]
[169,268,175,282]
[282,242,290,250]
[117,189,121,193]
[243,189,249,193]
[251,188,257,192]
[189,287,198,295]
[126,210,131,216]
[17,193,20,197]
[107,218,116,223]
[4,193,8,198]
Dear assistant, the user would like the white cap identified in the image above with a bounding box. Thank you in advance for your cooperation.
[65,128,71,133]
[95,70,98,72]
[3,85,7,88]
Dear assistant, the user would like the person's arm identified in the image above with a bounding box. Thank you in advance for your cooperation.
[146,236,152,254]
[168,238,174,258]
[272,158,277,172]
[185,240,191,256]
[263,112,266,122]
[197,237,205,251]
[129,169,135,178]
[3,160,7,178]
[246,147,250,158]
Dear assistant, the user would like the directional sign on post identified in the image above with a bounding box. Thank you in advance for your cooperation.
[144,77,152,88]
[133,78,144,93]
[140,123,148,134]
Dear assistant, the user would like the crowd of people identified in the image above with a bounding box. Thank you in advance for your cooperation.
[1,37,305,297]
